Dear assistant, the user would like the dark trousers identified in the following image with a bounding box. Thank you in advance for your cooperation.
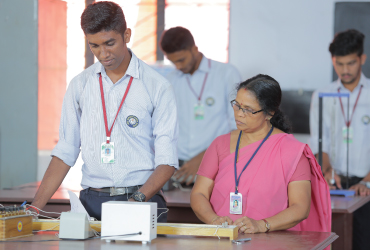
[340,176,370,250]
[79,189,168,222]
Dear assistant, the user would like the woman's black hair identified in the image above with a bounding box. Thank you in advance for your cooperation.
[237,74,292,133]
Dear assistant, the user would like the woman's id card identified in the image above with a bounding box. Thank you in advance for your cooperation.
[101,142,114,163]
[230,192,242,214]
[194,103,204,120]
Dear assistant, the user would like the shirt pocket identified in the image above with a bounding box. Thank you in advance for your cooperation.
[119,107,150,136]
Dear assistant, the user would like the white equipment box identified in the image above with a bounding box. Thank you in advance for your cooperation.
[59,212,94,239]
[101,201,157,244]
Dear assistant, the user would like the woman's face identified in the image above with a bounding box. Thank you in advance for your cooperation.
[233,88,269,133]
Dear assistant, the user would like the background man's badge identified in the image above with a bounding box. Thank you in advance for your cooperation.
[362,115,370,125]
[205,97,215,106]
[126,115,139,128]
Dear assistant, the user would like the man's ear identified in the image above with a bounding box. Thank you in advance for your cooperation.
[360,54,367,66]
[124,28,131,43]
[190,45,199,55]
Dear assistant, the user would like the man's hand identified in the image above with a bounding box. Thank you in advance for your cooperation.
[349,183,370,196]
[174,160,198,185]
[323,169,342,190]
[174,151,205,185]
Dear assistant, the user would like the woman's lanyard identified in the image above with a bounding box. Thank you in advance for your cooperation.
[234,126,274,194]
[186,59,211,105]
[338,85,363,127]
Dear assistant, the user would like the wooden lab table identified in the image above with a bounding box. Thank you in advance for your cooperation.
[331,195,370,250]
[165,189,370,250]
[0,230,337,250]
[2,183,365,250]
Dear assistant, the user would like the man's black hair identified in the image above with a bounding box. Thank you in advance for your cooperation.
[329,29,365,57]
[81,1,126,36]
[160,27,195,54]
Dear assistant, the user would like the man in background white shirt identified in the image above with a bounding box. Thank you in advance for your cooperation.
[160,27,241,185]
[310,29,370,250]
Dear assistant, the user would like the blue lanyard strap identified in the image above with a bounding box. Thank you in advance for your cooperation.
[234,126,274,194]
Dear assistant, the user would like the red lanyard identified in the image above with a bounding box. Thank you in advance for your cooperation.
[186,59,211,103]
[338,85,363,127]
[99,74,133,144]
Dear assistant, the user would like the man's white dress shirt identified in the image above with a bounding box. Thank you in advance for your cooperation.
[166,55,241,160]
[310,73,370,177]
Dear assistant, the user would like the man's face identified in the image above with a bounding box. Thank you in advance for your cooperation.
[332,53,366,85]
[165,47,198,74]
[86,29,131,71]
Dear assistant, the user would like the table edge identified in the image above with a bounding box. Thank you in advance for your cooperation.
[312,233,339,250]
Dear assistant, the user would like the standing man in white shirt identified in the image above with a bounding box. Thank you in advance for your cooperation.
[30,1,178,222]
[160,27,241,185]
[310,29,370,250]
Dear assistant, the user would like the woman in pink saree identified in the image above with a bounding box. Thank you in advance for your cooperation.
[190,74,331,234]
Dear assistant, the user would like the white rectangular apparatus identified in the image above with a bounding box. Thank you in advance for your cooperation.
[101,201,157,244]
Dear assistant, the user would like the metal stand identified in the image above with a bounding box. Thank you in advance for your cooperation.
[318,93,350,189]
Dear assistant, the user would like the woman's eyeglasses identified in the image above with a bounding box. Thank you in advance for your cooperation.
[230,100,264,116]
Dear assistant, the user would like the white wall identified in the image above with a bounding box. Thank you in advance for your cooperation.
[229,0,368,90]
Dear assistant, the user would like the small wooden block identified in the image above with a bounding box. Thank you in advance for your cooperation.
[0,215,33,241]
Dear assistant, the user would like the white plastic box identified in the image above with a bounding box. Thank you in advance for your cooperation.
[59,212,94,239]
[101,201,157,244]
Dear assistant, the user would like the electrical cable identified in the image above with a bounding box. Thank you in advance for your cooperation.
[25,204,63,220]
[157,208,169,219]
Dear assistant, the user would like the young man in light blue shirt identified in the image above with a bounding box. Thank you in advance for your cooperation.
[31,1,178,222]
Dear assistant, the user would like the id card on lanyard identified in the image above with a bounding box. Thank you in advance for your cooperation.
[230,126,274,214]
[338,86,363,144]
[186,59,211,120]
[99,74,133,163]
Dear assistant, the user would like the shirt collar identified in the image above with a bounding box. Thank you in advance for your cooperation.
[94,48,140,80]
[336,72,368,91]
[197,54,211,73]
[176,53,211,76]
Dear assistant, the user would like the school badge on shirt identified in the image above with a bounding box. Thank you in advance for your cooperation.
[101,142,114,163]
[362,115,370,125]
[126,115,139,128]
[205,97,215,106]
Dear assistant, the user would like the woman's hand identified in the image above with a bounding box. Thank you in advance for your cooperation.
[233,216,266,234]
[210,215,233,225]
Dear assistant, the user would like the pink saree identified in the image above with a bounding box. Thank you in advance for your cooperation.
[208,133,331,232]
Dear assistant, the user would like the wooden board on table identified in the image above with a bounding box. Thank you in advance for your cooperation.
[33,220,238,240]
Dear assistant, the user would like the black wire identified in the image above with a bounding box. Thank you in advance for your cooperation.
[0,232,142,243]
